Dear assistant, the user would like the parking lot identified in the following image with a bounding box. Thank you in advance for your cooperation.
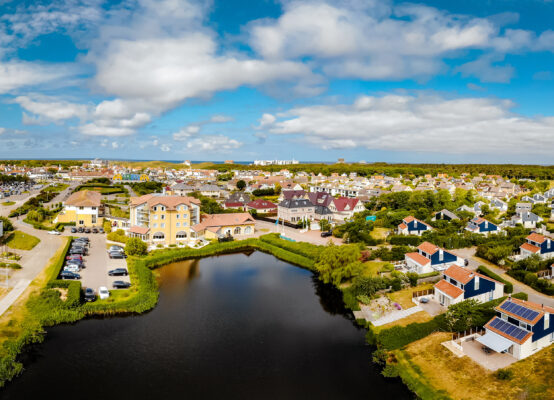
[66,234,130,294]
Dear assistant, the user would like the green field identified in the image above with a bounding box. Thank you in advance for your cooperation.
[4,231,41,250]
[1,201,15,206]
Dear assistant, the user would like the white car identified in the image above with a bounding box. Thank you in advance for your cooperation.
[64,265,80,273]
[98,286,110,300]
[48,230,61,235]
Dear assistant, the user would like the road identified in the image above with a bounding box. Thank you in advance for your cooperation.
[451,247,554,308]
[254,220,343,246]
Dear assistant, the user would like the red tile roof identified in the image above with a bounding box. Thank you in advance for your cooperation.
[444,265,473,284]
[418,241,439,255]
[65,190,102,207]
[332,197,359,212]
[526,233,546,244]
[435,279,464,299]
[192,213,255,232]
[398,223,407,230]
[520,242,540,253]
[247,199,277,210]
[129,225,149,235]
[405,252,430,266]
[130,194,200,210]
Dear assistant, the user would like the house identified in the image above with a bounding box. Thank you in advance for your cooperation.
[246,199,277,214]
[328,197,365,221]
[434,265,504,307]
[466,217,500,236]
[308,192,334,222]
[490,198,508,212]
[277,199,315,223]
[191,213,255,239]
[509,211,543,229]
[515,203,532,214]
[404,242,463,274]
[520,233,554,259]
[432,209,459,221]
[128,194,201,245]
[397,216,432,236]
[278,189,307,202]
[55,190,104,228]
[478,297,554,360]
[171,183,196,196]
[223,192,251,210]
[456,205,475,214]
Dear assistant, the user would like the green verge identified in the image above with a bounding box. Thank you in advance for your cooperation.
[476,265,513,293]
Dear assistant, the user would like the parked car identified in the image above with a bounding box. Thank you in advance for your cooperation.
[108,251,126,259]
[84,288,96,302]
[98,286,110,300]
[77,227,84,233]
[109,245,124,252]
[66,255,83,261]
[60,271,81,280]
[69,248,86,255]
[63,265,80,273]
[70,227,77,233]
[320,231,333,237]
[99,228,105,234]
[84,228,91,234]
[92,228,98,234]
[66,259,84,267]
[108,268,128,276]
[48,230,61,235]
[112,281,131,289]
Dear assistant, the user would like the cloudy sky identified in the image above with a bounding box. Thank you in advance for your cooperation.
[1,0,553,163]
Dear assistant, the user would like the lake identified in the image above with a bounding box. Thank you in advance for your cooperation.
[0,252,411,399]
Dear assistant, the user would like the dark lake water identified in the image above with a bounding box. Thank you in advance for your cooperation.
[1,252,411,399]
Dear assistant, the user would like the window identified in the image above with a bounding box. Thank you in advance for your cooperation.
[153,232,165,240]
[176,214,180,219]
[234,227,241,235]
[161,223,165,228]
[153,223,158,228]
[244,226,252,235]
[92,216,96,223]
[153,206,157,211]
[176,222,180,227]
[154,215,158,220]
[160,206,165,211]
[161,215,165,220]
[475,277,479,290]
[79,206,84,210]
[78,220,84,225]
[489,290,494,301]
[176,231,187,239]
[545,313,550,330]
[92,207,96,210]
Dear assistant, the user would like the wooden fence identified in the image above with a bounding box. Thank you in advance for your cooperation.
[412,288,434,298]
[452,327,486,341]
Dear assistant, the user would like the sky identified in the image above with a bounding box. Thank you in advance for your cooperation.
[0,0,554,164]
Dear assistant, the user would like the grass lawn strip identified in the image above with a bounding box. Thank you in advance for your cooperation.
[4,231,41,250]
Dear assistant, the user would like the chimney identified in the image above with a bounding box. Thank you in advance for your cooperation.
[485,221,488,229]
[439,249,444,261]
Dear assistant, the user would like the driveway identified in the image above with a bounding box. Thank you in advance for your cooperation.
[254,220,343,246]
[76,234,130,292]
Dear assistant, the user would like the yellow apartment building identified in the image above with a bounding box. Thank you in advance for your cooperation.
[55,190,104,227]
[128,194,201,245]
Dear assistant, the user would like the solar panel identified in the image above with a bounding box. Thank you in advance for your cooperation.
[489,317,529,342]
[500,301,539,321]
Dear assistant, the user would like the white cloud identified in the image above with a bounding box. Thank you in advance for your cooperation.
[257,113,276,128]
[455,54,514,83]
[160,143,171,152]
[111,141,119,149]
[15,95,90,123]
[185,135,242,152]
[262,93,554,156]
[173,125,201,141]
[0,62,71,93]
[210,114,233,123]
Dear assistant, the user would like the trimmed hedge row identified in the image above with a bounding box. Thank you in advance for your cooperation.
[476,265,513,293]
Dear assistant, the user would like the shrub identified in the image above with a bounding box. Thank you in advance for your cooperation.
[107,229,127,244]
[495,369,514,380]
[375,314,447,350]
[476,265,513,293]
[125,238,148,256]
[406,272,419,287]
[0,262,21,269]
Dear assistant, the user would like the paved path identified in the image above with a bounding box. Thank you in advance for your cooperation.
[0,279,31,316]
[356,304,423,326]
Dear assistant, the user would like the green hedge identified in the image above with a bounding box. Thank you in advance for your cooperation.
[476,265,513,293]
[0,262,21,269]
[388,235,423,246]
[373,315,447,350]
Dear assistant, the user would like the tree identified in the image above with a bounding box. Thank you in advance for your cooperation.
[125,237,148,256]
[236,180,246,190]
[445,299,481,332]
[315,243,363,285]
[0,217,14,233]
[319,219,331,232]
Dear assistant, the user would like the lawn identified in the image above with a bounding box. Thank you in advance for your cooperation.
[394,332,554,400]
[360,261,392,277]
[373,310,432,331]
[370,227,389,240]
[1,201,15,206]
[4,231,41,250]
[387,282,434,309]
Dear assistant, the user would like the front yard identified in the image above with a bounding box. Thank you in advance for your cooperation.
[393,332,554,400]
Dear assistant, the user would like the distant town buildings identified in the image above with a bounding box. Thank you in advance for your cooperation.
[252,160,299,166]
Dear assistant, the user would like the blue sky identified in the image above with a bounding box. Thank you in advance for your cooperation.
[0,0,553,163]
